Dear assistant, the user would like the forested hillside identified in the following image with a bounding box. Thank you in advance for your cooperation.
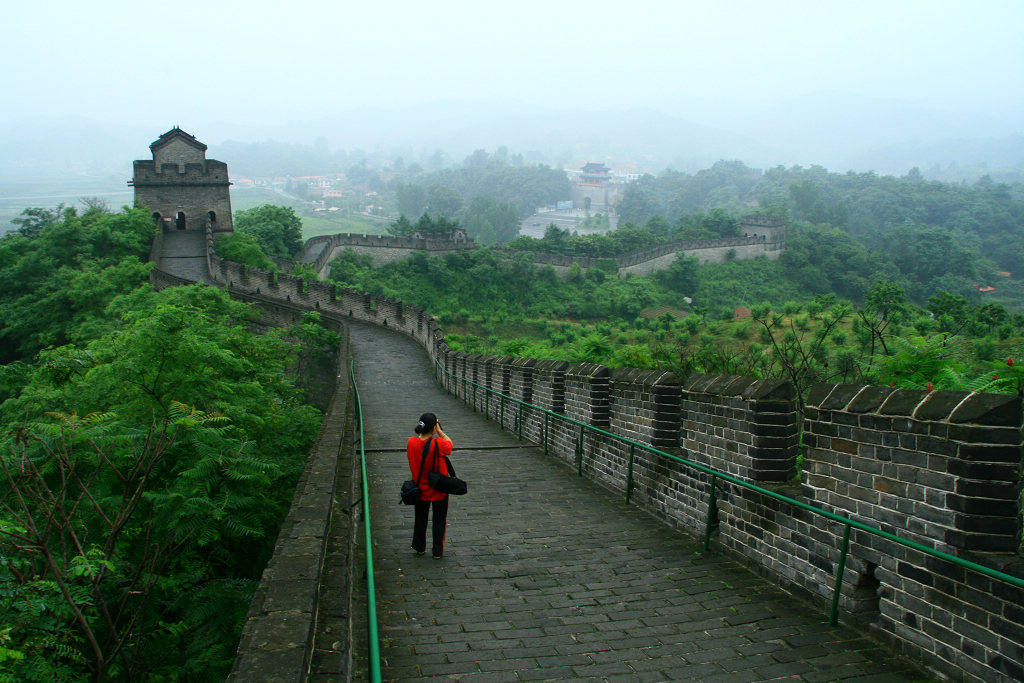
[0,205,331,680]
[391,149,570,244]
[323,160,1024,403]
[616,161,1024,305]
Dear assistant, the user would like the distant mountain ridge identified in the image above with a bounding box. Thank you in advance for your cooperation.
[0,94,1020,181]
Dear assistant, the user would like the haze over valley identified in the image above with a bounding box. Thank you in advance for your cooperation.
[2,0,1022,229]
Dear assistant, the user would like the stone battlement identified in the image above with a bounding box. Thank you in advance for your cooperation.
[131,159,231,186]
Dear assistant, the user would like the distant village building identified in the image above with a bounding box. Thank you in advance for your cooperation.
[570,161,623,212]
[129,127,234,233]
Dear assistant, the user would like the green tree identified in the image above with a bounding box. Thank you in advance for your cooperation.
[396,181,427,218]
[388,215,415,237]
[655,254,700,294]
[427,185,463,217]
[0,285,322,680]
[701,208,740,237]
[214,232,277,270]
[460,196,520,244]
[617,174,660,225]
[0,205,154,363]
[927,291,969,333]
[329,248,374,287]
[752,301,852,412]
[234,205,304,259]
[859,281,907,356]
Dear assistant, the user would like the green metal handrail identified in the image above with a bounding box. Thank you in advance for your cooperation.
[435,359,1024,626]
[351,360,382,683]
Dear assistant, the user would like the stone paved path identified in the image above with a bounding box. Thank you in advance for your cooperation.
[157,231,212,283]
[343,322,930,682]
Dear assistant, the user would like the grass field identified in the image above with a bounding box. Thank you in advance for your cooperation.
[0,176,133,231]
[228,187,390,239]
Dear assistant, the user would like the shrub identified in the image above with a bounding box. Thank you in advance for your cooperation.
[914,315,934,335]
[975,337,997,362]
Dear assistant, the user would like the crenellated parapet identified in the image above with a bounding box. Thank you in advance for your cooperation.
[804,383,1022,553]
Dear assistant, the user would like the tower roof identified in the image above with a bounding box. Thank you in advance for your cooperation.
[150,127,207,153]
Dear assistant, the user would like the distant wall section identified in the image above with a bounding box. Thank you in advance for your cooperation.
[303,215,786,278]
[305,232,475,277]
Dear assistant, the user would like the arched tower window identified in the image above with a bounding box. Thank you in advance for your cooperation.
[175,211,187,230]
[208,210,217,224]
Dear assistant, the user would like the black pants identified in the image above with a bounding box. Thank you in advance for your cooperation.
[412,497,449,557]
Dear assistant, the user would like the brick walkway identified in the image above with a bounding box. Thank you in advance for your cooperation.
[157,231,212,283]
[339,322,930,682]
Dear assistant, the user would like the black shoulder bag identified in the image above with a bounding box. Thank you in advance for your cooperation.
[400,438,432,505]
[427,442,468,496]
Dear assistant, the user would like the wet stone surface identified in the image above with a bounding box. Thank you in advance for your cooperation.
[315,322,931,682]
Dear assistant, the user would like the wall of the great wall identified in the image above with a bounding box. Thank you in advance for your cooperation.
[304,233,476,277]
[177,229,1021,683]
[303,229,784,279]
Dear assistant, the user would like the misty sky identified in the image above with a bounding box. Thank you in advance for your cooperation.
[2,0,1022,158]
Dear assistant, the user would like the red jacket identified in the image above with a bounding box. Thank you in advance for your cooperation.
[406,436,453,501]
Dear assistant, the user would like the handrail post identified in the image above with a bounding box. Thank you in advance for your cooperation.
[500,394,505,429]
[543,413,549,456]
[703,474,718,551]
[830,523,852,626]
[485,391,489,421]
[576,425,584,476]
[517,403,523,440]
[625,444,635,504]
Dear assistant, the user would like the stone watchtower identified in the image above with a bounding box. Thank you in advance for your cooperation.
[130,127,233,233]
[570,161,622,212]
[740,215,787,250]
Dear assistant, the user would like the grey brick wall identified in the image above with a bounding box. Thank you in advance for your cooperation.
[803,382,1024,680]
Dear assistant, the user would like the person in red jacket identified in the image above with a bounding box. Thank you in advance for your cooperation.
[407,412,453,559]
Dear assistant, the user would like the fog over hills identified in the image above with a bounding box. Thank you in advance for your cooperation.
[1,92,1021,183]
[3,1,1021,187]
